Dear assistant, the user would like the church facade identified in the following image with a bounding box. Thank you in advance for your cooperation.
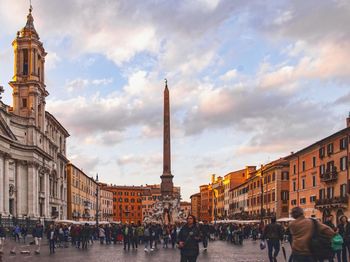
[0,8,69,220]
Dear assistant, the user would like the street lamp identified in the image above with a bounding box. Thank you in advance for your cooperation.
[95,173,99,228]
[260,164,264,224]
[213,189,218,225]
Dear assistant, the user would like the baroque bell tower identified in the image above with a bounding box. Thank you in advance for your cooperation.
[9,6,48,132]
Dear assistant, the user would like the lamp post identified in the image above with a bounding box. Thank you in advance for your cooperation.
[260,164,264,225]
[95,173,99,228]
[213,189,218,225]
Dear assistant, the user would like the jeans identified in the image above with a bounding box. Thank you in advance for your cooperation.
[267,239,280,262]
[180,254,198,262]
[292,254,314,262]
[203,236,208,248]
[49,239,55,254]
[342,242,350,262]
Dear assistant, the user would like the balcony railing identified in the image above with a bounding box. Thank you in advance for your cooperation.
[320,168,338,183]
[315,196,348,209]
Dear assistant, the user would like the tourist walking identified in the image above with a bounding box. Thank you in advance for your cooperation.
[288,207,335,261]
[32,222,44,254]
[338,215,350,262]
[200,220,210,251]
[47,224,56,254]
[178,215,201,262]
[262,217,284,262]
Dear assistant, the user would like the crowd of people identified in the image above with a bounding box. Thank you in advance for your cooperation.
[1,209,350,261]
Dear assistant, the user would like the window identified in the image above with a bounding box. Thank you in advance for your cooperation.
[22,98,27,108]
[282,171,289,180]
[340,137,348,150]
[319,189,325,200]
[310,196,316,203]
[319,147,325,158]
[340,156,348,171]
[23,49,28,75]
[302,178,306,189]
[291,199,297,206]
[327,143,334,155]
[272,191,275,202]
[326,187,334,199]
[124,198,129,202]
[300,198,306,205]
[312,175,316,187]
[319,164,325,175]
[326,161,335,172]
[340,184,347,197]
[293,164,296,174]
[267,175,271,183]
[281,191,289,201]
[302,161,306,171]
[313,157,316,168]
[293,180,296,192]
[272,173,276,181]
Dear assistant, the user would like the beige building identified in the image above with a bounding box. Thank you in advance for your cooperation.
[180,201,191,219]
[100,187,113,221]
[0,8,69,220]
[67,163,98,221]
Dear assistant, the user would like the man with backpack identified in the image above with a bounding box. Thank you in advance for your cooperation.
[288,207,335,261]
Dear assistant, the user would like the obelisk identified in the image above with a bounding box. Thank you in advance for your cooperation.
[160,79,174,197]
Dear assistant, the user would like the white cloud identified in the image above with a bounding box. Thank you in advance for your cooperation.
[220,69,237,81]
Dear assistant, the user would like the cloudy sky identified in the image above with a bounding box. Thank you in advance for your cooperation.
[0,0,349,200]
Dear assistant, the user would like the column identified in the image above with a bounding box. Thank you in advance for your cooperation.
[0,153,4,214]
[3,155,10,215]
[27,162,35,216]
[33,166,39,217]
[44,172,49,217]
[16,161,24,217]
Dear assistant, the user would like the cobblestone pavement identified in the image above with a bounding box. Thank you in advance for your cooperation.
[0,238,292,262]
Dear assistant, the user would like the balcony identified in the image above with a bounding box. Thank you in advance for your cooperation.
[315,196,348,209]
[320,168,338,183]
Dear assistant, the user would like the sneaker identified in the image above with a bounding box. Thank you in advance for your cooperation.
[150,248,154,252]
[10,250,16,255]
[144,248,148,252]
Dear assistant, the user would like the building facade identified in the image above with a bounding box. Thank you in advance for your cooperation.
[199,184,213,222]
[180,201,191,219]
[100,188,113,222]
[66,163,97,221]
[289,117,350,222]
[0,8,69,221]
[190,193,201,220]
[103,185,144,224]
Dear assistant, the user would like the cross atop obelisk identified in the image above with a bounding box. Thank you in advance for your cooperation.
[160,79,174,197]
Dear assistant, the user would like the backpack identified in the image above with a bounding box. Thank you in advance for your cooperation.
[331,234,343,251]
[309,219,333,259]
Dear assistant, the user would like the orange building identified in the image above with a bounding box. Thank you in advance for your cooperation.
[103,185,145,224]
[288,116,350,222]
[225,167,256,217]
[66,163,98,221]
[200,184,213,222]
[190,193,201,220]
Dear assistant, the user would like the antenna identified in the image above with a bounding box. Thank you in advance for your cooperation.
[29,0,33,12]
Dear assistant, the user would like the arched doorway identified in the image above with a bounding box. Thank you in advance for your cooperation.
[336,209,344,225]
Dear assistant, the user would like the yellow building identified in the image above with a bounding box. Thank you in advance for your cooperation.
[67,163,98,221]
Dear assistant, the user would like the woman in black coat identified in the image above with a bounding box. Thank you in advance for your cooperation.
[338,215,350,262]
[178,215,201,262]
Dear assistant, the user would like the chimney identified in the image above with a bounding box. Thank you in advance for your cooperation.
[347,112,350,128]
